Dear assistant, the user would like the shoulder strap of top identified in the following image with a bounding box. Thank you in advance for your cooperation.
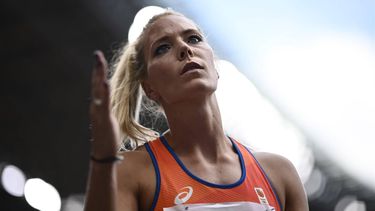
[230,138,283,211]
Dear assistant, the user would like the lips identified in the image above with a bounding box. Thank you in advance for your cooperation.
[181,62,204,75]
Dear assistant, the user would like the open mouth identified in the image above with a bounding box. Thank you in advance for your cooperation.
[181,62,204,75]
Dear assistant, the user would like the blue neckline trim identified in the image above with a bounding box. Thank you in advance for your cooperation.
[160,135,246,189]
[144,143,160,211]
[244,147,283,211]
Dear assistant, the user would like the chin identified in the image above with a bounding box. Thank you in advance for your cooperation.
[163,79,218,104]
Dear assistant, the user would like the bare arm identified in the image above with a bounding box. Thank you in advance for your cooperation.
[85,163,119,211]
[255,152,309,211]
[84,51,138,211]
[281,156,308,211]
[84,154,139,211]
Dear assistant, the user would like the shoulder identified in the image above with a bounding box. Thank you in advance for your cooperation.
[253,151,297,181]
[116,144,153,184]
[116,144,156,210]
[253,152,309,211]
[252,152,289,208]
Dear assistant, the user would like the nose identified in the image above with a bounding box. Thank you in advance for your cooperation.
[177,41,193,61]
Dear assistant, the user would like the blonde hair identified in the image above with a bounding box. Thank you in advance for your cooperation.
[110,11,182,150]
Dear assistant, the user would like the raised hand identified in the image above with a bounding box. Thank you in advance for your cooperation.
[89,50,121,160]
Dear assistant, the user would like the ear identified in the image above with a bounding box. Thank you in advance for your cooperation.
[141,80,160,101]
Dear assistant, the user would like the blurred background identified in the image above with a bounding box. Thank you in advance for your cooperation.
[1,0,374,210]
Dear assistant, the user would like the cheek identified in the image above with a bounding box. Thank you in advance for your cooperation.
[147,60,176,89]
[201,46,216,70]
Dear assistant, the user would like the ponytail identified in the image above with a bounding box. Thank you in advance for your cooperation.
[110,43,158,150]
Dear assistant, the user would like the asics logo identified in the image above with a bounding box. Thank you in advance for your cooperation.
[174,186,193,205]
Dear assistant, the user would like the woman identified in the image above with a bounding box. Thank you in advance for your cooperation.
[85,10,309,211]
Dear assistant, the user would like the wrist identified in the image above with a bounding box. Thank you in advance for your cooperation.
[90,154,123,164]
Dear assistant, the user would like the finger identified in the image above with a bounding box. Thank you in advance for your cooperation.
[91,51,110,111]
[95,51,110,109]
[95,51,104,95]
[91,51,105,102]
[94,50,107,82]
[91,51,101,101]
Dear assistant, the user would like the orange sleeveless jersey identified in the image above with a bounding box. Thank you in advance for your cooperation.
[144,136,282,211]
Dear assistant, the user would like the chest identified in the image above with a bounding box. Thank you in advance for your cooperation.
[140,139,281,210]
[137,157,242,210]
[178,156,243,185]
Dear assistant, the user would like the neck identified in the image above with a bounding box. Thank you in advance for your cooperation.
[161,94,230,160]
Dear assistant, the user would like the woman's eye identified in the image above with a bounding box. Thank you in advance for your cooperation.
[187,35,202,44]
[154,44,170,56]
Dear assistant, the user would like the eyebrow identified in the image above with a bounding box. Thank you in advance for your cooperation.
[150,29,201,51]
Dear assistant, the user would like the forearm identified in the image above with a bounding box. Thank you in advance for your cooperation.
[84,162,118,211]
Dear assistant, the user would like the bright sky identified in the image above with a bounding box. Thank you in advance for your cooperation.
[163,0,375,190]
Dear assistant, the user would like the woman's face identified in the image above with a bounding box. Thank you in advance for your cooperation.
[142,14,218,105]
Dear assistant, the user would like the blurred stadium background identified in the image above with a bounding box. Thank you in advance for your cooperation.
[1,0,374,210]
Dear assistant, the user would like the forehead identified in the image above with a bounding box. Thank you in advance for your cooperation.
[145,15,199,47]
